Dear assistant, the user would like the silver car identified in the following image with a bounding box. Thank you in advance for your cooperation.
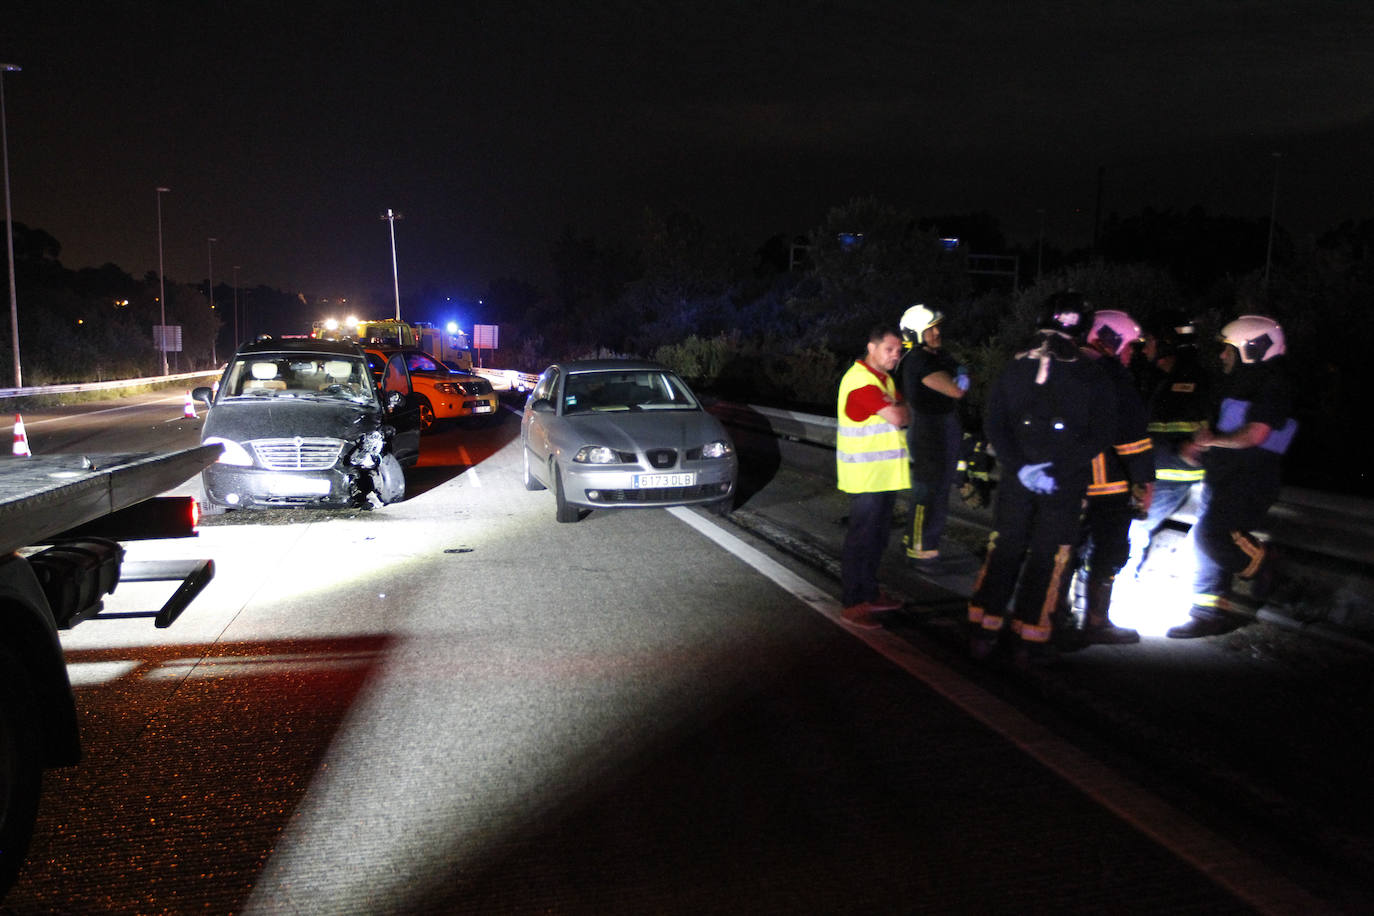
[520,360,738,522]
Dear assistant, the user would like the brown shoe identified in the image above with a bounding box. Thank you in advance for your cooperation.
[1081,622,1141,645]
[868,591,904,612]
[1166,615,1243,639]
[841,603,882,629]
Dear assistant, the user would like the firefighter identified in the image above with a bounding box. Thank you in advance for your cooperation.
[897,304,968,563]
[1127,314,1210,576]
[968,292,1115,662]
[1068,310,1154,645]
[1167,315,1296,638]
[836,324,912,629]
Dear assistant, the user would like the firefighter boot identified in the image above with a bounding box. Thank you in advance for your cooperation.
[1081,574,1140,645]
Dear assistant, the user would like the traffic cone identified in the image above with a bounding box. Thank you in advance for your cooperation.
[12,414,31,457]
[183,391,197,419]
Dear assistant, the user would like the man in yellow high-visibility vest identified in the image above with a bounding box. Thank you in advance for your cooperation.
[837,325,911,628]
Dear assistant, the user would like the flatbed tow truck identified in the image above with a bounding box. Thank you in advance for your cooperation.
[0,444,222,897]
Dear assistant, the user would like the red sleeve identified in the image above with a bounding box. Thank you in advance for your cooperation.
[845,384,890,422]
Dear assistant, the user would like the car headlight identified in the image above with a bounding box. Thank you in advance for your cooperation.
[699,440,734,459]
[204,436,253,466]
[434,382,460,395]
[573,445,620,464]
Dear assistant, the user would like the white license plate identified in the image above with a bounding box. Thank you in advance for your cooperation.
[633,472,696,488]
[474,404,493,413]
[267,475,331,496]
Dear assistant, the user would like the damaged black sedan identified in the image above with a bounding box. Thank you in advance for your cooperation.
[193,338,421,509]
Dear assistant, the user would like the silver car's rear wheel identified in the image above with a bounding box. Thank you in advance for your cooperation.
[553,463,580,523]
[523,446,545,491]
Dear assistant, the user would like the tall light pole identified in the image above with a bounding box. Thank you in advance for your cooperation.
[156,186,170,375]
[206,237,217,365]
[2,63,21,388]
[1263,151,1282,295]
[381,208,402,321]
[232,265,240,346]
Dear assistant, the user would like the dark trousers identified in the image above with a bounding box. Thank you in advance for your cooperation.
[1191,476,1279,620]
[906,412,962,552]
[970,476,1085,643]
[1080,493,1133,582]
[842,490,898,607]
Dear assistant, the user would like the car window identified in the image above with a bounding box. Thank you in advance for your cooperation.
[532,367,559,403]
[562,370,699,414]
[382,353,413,396]
[220,355,375,402]
[404,352,441,372]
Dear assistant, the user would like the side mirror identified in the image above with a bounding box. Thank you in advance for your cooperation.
[531,398,555,414]
[386,391,405,412]
[192,386,213,407]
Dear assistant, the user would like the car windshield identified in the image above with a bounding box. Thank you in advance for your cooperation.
[219,355,375,403]
[561,369,699,415]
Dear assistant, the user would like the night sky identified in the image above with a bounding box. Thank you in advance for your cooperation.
[6,1,1374,314]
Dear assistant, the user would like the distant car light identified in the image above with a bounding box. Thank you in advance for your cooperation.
[574,446,619,464]
[204,436,253,466]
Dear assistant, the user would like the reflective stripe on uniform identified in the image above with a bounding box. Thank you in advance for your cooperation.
[1158,467,1204,482]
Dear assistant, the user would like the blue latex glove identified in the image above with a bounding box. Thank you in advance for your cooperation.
[1017,461,1057,494]
[955,373,971,392]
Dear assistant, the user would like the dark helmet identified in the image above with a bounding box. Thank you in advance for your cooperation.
[1037,291,1093,338]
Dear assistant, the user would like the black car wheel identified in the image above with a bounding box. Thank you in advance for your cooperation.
[553,463,580,523]
[416,395,436,432]
[523,446,546,491]
[0,644,44,898]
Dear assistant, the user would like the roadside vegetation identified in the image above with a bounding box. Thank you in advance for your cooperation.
[4,198,1370,494]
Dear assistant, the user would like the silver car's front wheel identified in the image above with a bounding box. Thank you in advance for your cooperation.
[553,463,580,523]
[523,446,545,491]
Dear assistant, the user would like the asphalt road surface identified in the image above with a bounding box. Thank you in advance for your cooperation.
[2,395,1371,913]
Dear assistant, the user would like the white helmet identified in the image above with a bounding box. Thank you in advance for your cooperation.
[1086,309,1142,357]
[1220,315,1285,363]
[899,304,943,343]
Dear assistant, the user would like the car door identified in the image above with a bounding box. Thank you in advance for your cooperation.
[381,353,422,465]
[521,366,560,473]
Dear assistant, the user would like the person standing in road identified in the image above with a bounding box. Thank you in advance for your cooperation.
[968,292,1114,662]
[897,304,969,563]
[1126,314,1211,577]
[837,325,911,629]
[1167,315,1296,638]
[1068,309,1154,645]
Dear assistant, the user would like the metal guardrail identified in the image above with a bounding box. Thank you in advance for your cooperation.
[705,400,1374,562]
[0,370,219,401]
[470,367,539,392]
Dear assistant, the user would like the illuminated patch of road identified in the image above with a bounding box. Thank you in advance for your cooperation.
[668,506,1323,915]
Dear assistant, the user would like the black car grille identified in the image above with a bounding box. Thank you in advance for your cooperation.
[253,437,344,470]
[589,484,720,504]
[646,448,677,469]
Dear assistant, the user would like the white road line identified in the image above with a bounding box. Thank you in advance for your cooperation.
[668,505,1323,916]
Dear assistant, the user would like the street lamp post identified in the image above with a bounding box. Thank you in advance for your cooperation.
[156,186,170,375]
[381,208,402,321]
[206,237,217,365]
[232,265,240,346]
[2,63,21,388]
[1263,151,1282,295]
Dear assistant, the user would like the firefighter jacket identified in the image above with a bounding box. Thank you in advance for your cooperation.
[983,333,1115,494]
[1203,357,1297,486]
[836,359,909,493]
[1147,347,1210,484]
[1085,352,1155,498]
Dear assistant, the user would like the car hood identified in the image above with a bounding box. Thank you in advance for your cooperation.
[560,410,729,451]
[203,398,383,442]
